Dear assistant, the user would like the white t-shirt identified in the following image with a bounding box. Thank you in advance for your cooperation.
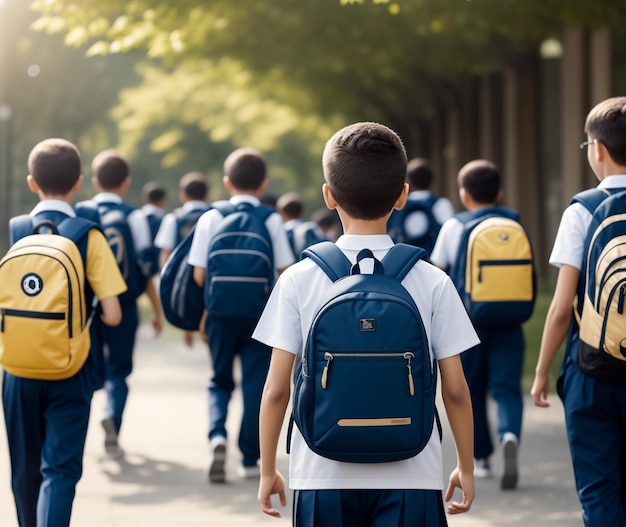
[188,195,295,271]
[549,175,626,269]
[429,217,465,270]
[252,234,480,490]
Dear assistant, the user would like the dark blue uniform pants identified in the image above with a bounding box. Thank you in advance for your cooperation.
[461,325,525,460]
[102,301,139,433]
[558,335,626,527]
[205,315,271,467]
[293,488,448,527]
[2,368,92,527]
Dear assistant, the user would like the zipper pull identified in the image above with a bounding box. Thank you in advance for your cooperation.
[478,262,483,283]
[1,310,4,332]
[404,352,415,396]
[321,352,333,389]
[619,284,626,314]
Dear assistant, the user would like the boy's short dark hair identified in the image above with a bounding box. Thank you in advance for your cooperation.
[585,96,626,166]
[142,181,167,205]
[179,171,208,201]
[458,159,501,204]
[276,192,304,219]
[92,150,130,190]
[322,122,407,221]
[406,158,433,190]
[28,138,81,195]
[224,147,266,191]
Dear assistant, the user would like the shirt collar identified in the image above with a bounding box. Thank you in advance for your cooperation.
[409,190,432,199]
[183,200,208,211]
[599,175,626,189]
[30,200,76,217]
[230,195,261,207]
[93,192,123,203]
[335,234,394,251]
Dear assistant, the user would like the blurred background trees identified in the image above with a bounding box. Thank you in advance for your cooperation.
[0,0,624,251]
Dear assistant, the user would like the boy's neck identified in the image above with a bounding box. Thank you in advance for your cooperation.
[339,215,389,236]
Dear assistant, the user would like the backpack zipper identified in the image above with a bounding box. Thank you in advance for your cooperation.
[209,276,270,295]
[1,309,65,332]
[477,259,532,282]
[321,351,415,395]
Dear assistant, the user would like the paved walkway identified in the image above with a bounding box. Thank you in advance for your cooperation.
[1,323,582,526]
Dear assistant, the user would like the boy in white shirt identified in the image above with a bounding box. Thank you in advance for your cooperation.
[253,122,478,526]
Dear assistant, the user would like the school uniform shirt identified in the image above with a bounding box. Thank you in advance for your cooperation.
[550,175,626,269]
[141,203,166,222]
[92,193,153,256]
[154,200,208,251]
[429,216,464,270]
[188,195,295,271]
[404,191,455,241]
[252,234,480,490]
[29,200,127,300]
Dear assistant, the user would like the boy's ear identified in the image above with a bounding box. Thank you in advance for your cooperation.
[496,188,504,203]
[92,176,101,191]
[223,176,233,194]
[26,175,39,194]
[322,183,337,210]
[393,183,409,211]
[72,175,83,194]
[459,187,469,207]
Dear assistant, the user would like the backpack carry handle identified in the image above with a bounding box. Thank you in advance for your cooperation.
[32,220,60,235]
[350,248,384,275]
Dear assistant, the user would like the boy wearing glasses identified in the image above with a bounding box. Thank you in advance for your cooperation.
[531,96,626,526]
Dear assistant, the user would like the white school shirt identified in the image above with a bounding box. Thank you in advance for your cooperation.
[188,195,295,271]
[91,193,153,253]
[154,200,208,251]
[30,199,76,219]
[252,234,480,490]
[429,216,465,270]
[549,175,626,269]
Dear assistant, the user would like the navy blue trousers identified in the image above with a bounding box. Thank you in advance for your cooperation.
[558,332,626,527]
[2,367,92,527]
[461,325,525,460]
[101,301,139,433]
[293,488,448,527]
[205,315,271,467]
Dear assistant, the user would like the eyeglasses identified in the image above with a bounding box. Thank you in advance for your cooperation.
[579,140,594,149]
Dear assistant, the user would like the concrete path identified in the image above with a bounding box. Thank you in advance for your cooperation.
[0,323,582,526]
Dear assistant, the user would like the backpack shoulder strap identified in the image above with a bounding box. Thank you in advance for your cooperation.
[302,241,351,282]
[57,216,98,244]
[74,200,101,224]
[381,243,428,281]
[571,188,612,214]
[9,214,34,245]
[211,200,236,217]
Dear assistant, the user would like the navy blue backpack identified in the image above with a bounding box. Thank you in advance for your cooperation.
[292,242,436,463]
[159,224,204,331]
[76,200,150,304]
[173,204,210,246]
[387,195,443,255]
[286,220,328,260]
[204,201,275,321]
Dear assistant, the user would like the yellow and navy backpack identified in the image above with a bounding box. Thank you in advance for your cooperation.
[452,207,536,327]
[573,189,626,382]
[0,215,96,380]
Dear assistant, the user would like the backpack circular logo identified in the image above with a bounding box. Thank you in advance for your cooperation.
[22,273,43,296]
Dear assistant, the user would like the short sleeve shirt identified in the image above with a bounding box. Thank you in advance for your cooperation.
[429,216,465,270]
[252,234,480,490]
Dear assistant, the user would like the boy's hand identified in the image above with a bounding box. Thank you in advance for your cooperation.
[258,470,287,518]
[530,371,550,408]
[183,330,194,348]
[151,312,163,337]
[444,467,474,514]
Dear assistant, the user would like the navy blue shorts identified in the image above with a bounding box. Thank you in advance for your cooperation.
[293,488,447,527]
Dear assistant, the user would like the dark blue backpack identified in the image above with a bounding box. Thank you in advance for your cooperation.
[292,242,436,463]
[572,188,626,382]
[159,224,204,331]
[388,195,443,255]
[286,220,328,260]
[173,204,210,246]
[204,201,275,321]
[451,207,536,327]
[76,200,149,305]
[144,208,165,273]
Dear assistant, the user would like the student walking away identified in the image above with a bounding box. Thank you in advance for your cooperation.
[155,171,210,346]
[388,158,455,256]
[76,150,163,459]
[430,159,536,490]
[188,147,294,483]
[311,207,342,242]
[254,122,477,526]
[0,138,126,527]
[276,191,328,260]
[141,181,168,273]
[531,96,626,526]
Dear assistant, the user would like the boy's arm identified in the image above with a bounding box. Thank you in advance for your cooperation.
[531,264,579,407]
[144,279,163,337]
[439,354,475,515]
[99,295,122,327]
[258,347,294,518]
[193,266,205,288]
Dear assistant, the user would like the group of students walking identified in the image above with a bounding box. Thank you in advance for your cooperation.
[1,95,626,527]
